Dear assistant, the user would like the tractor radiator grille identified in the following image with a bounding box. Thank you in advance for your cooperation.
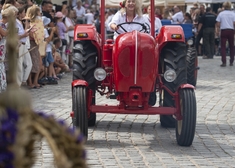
[118,48,130,77]
[142,49,154,77]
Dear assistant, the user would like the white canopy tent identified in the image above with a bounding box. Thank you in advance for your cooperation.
[105,0,186,7]
[185,0,235,3]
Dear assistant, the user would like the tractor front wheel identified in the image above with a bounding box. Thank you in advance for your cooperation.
[186,47,198,87]
[176,89,196,146]
[160,42,187,128]
[72,86,88,138]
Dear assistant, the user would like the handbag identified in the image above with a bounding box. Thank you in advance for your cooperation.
[38,41,47,57]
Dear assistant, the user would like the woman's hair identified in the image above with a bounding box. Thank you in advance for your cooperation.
[17,5,26,14]
[223,1,231,10]
[120,0,142,17]
[162,7,170,19]
[185,12,192,20]
[25,5,40,22]
[1,4,18,18]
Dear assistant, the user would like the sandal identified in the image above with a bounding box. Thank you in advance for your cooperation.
[37,84,43,88]
[29,85,40,89]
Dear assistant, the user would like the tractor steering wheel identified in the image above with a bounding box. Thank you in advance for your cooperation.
[115,22,149,34]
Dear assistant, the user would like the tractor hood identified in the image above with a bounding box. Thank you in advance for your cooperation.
[112,30,158,92]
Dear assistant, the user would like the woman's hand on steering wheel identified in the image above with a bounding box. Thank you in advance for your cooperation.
[115,22,148,34]
[111,24,119,31]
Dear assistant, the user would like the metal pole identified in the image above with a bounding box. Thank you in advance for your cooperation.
[150,0,155,37]
[100,0,105,46]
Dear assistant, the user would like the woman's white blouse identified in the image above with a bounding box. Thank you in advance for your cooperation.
[109,11,150,40]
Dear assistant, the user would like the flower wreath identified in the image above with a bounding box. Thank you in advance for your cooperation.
[0,12,87,168]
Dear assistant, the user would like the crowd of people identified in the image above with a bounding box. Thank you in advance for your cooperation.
[0,0,102,92]
[145,1,235,66]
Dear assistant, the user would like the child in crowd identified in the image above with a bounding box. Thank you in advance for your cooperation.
[38,16,58,85]
[53,38,70,74]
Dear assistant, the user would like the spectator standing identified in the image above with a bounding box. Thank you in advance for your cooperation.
[65,9,75,67]
[41,16,58,84]
[183,12,192,24]
[85,9,94,24]
[195,4,205,56]
[0,7,9,92]
[143,5,162,35]
[214,8,222,56]
[42,1,54,27]
[69,0,77,9]
[105,9,114,39]
[155,8,162,20]
[171,6,184,24]
[26,5,45,89]
[162,7,171,20]
[197,7,216,59]
[17,6,33,87]
[55,11,70,64]
[216,1,235,67]
[73,0,85,24]
[83,0,90,9]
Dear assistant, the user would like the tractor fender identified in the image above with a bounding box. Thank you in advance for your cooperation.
[178,84,195,91]
[71,79,89,88]
[157,25,185,51]
[74,24,102,46]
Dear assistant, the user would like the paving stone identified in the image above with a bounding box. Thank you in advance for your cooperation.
[31,57,235,167]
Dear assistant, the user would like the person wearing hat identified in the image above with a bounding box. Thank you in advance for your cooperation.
[55,11,71,65]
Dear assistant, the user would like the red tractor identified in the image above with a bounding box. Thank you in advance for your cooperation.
[71,0,197,146]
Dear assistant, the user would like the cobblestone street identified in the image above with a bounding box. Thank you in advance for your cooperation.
[31,56,235,168]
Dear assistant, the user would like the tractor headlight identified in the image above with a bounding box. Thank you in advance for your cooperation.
[94,68,106,81]
[164,69,177,82]
[187,39,194,46]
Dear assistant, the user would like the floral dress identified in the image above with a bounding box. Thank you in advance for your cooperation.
[0,22,7,92]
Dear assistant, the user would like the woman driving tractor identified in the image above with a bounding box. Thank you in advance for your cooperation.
[109,0,150,40]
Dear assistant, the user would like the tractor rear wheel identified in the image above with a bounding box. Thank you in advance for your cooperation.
[176,89,196,146]
[160,42,187,128]
[186,47,198,87]
[73,41,97,126]
[72,86,88,139]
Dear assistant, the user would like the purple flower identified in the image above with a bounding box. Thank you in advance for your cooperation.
[76,134,84,143]
[0,108,18,167]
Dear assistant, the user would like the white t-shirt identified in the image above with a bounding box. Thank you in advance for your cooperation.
[216,10,235,30]
[105,14,114,31]
[143,14,162,34]
[16,19,26,43]
[73,6,86,18]
[85,13,94,24]
[65,17,74,37]
[44,29,52,52]
[71,0,77,8]
[109,11,150,40]
[172,11,184,23]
